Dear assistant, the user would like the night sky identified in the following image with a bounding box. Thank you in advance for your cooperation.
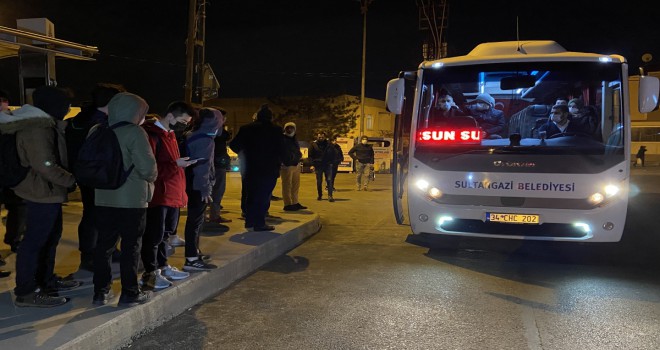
[1,0,659,112]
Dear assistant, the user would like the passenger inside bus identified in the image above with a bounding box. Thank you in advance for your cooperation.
[567,98,599,139]
[465,92,506,139]
[429,89,479,128]
[537,104,592,138]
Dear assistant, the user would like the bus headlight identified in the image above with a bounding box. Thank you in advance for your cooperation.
[589,183,622,206]
[429,187,442,199]
[415,179,429,191]
[603,184,619,198]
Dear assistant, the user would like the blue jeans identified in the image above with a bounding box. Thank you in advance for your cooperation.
[315,163,334,196]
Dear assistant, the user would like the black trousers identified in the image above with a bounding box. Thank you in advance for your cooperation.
[93,206,146,296]
[243,173,277,228]
[183,190,207,258]
[14,201,62,296]
[78,185,98,262]
[2,188,26,247]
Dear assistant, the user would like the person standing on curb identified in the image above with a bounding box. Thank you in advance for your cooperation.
[208,123,233,224]
[1,88,26,255]
[3,86,81,307]
[348,135,375,191]
[229,104,286,230]
[140,101,196,290]
[182,107,224,271]
[92,92,157,307]
[281,122,306,211]
[66,83,125,272]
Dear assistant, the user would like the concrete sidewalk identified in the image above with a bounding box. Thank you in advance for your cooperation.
[0,172,321,350]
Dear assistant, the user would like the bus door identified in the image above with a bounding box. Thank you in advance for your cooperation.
[386,74,415,224]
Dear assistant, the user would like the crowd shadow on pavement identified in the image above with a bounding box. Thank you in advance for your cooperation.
[260,255,310,274]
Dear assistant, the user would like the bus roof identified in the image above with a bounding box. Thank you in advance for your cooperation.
[421,41,626,69]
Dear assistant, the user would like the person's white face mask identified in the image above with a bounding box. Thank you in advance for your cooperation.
[361,139,368,145]
[569,107,579,114]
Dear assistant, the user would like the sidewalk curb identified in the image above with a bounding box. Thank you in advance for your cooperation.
[58,215,321,350]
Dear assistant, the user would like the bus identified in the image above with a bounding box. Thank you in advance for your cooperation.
[386,40,659,242]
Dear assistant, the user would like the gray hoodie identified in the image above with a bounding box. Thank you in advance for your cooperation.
[94,92,158,208]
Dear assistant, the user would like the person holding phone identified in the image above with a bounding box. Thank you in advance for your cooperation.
[140,101,197,290]
[182,107,225,271]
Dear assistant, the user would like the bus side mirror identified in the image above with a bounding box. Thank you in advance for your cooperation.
[639,75,660,113]
[386,78,405,114]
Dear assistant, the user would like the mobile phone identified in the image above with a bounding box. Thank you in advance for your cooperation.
[189,158,205,162]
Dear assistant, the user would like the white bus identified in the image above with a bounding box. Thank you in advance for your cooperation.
[386,41,660,242]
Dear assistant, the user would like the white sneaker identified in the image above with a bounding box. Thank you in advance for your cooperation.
[168,235,185,247]
[161,265,190,281]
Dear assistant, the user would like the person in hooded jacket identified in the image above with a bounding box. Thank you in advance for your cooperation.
[280,122,306,211]
[182,107,225,271]
[229,104,286,231]
[139,101,196,290]
[0,86,81,307]
[92,92,157,307]
[65,82,125,272]
[0,88,26,257]
[466,92,506,139]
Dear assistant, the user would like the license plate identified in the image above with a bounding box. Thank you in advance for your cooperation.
[486,212,539,224]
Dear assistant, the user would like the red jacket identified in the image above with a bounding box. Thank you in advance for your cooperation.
[142,121,187,207]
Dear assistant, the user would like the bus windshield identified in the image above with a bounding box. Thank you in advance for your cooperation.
[415,61,625,173]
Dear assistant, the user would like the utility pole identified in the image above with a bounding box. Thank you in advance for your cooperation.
[184,0,207,108]
[359,0,373,138]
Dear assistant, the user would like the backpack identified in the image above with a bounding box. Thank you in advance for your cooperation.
[73,121,134,189]
[0,131,30,188]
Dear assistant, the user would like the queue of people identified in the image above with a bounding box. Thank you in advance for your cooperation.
[0,85,379,309]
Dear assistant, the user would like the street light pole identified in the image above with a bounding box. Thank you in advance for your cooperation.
[359,0,373,138]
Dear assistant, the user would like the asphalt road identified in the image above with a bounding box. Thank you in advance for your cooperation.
[127,170,660,350]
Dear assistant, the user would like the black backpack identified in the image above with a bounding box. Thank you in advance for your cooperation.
[73,121,134,189]
[0,131,30,188]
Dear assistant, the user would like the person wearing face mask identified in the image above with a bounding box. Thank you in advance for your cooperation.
[567,98,599,138]
[537,104,586,138]
[65,83,125,272]
[348,135,375,191]
[280,122,306,211]
[139,101,197,290]
[430,89,480,128]
[466,92,506,139]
